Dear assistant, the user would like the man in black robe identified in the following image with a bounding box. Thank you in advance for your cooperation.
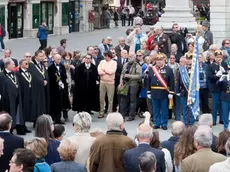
[72,54,99,113]
[29,50,49,124]
[48,54,70,124]
[0,58,24,134]
[15,59,33,133]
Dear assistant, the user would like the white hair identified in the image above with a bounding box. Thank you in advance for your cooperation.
[171,121,185,137]
[198,114,213,127]
[106,113,124,131]
[136,126,153,139]
[73,112,92,132]
[194,125,212,147]
[119,37,125,41]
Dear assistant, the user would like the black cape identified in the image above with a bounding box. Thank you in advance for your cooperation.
[48,63,70,113]
[29,59,50,121]
[15,68,33,122]
[0,70,24,126]
[72,63,99,112]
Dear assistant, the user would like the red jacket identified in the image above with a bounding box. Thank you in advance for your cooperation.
[89,11,95,23]
[148,34,156,50]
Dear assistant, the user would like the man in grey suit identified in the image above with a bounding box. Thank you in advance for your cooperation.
[202,21,213,51]
[181,125,226,172]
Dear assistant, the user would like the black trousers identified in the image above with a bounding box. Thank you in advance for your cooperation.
[39,39,47,50]
[200,88,210,113]
[114,20,118,27]
[128,14,133,26]
[121,15,126,26]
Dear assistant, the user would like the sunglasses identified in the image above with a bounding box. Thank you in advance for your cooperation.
[25,56,32,58]
[136,55,142,57]
[43,61,48,63]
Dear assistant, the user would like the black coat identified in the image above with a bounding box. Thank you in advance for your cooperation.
[115,44,130,57]
[48,63,70,113]
[0,70,24,126]
[114,12,119,21]
[29,60,50,121]
[0,58,18,71]
[72,63,99,112]
[169,31,188,54]
[15,68,33,122]
[0,132,24,172]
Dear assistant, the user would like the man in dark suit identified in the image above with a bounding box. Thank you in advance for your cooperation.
[124,123,166,172]
[0,49,18,71]
[161,121,185,171]
[115,37,130,58]
[0,112,24,172]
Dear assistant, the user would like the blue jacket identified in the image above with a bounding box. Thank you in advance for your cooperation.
[34,159,51,172]
[51,161,87,172]
[124,144,166,172]
[140,62,148,98]
[45,139,61,165]
[38,26,48,40]
[148,65,174,99]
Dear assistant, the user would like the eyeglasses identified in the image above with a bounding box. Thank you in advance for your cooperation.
[43,61,48,63]
[25,56,31,58]
[136,55,142,57]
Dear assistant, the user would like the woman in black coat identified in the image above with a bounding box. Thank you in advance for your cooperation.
[114,9,119,28]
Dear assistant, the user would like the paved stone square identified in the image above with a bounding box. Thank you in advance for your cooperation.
[0,24,224,141]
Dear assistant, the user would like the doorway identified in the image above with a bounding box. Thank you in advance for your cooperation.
[69,0,80,32]
[41,2,54,34]
[8,3,23,39]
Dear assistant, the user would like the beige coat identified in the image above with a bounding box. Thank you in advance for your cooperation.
[127,30,148,54]
[181,148,226,172]
[68,132,95,165]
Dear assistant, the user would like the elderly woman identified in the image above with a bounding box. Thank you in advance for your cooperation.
[68,112,95,165]
[25,137,51,171]
[51,140,87,172]
[127,24,148,54]
[209,137,230,172]
[35,114,61,165]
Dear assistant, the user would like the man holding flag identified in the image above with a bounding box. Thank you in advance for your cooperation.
[176,34,200,126]
[148,53,174,130]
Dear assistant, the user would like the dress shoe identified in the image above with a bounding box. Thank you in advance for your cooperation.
[127,117,135,121]
[17,131,26,135]
[25,128,32,133]
[162,126,168,130]
[219,121,224,124]
[154,126,160,129]
[98,114,104,119]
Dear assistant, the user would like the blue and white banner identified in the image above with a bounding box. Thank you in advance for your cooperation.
[187,34,200,119]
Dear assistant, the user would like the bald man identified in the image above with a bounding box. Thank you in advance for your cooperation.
[124,124,165,172]
[115,37,130,57]
[161,121,185,164]
[48,54,70,124]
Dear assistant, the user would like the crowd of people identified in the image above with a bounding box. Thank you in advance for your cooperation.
[0,112,230,172]
[0,19,230,171]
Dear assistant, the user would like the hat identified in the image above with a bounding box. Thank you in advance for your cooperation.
[156,53,164,60]
[214,50,223,56]
[202,21,210,28]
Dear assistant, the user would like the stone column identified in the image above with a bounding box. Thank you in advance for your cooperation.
[79,0,93,32]
[210,0,230,45]
[23,2,32,38]
[154,0,197,32]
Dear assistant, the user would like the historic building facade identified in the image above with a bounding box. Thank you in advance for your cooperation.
[0,0,93,39]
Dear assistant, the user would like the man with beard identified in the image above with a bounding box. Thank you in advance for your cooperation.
[72,54,99,113]
[48,54,70,124]
[0,59,24,134]
[29,50,49,125]
[15,59,32,133]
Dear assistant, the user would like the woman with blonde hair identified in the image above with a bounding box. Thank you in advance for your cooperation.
[174,126,197,172]
[25,137,51,171]
[51,140,87,172]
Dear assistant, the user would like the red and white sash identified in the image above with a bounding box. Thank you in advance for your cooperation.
[152,66,169,91]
